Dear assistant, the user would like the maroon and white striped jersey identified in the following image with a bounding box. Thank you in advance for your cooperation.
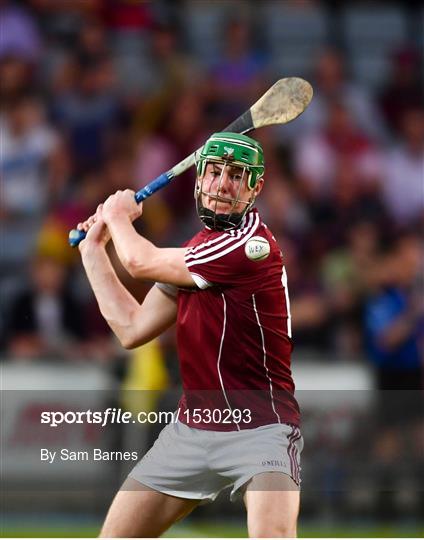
[162,208,299,431]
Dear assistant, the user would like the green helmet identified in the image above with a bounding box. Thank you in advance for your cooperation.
[196,132,265,190]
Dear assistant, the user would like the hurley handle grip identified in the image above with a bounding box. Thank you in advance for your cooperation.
[68,172,173,247]
[134,172,173,203]
[68,228,87,248]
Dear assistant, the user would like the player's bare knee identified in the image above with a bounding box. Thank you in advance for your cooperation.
[99,525,124,538]
[249,522,297,538]
[99,525,121,538]
[99,525,150,538]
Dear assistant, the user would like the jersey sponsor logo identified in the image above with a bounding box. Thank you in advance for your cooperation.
[244,236,270,261]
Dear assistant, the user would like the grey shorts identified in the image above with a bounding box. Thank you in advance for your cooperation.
[128,420,303,502]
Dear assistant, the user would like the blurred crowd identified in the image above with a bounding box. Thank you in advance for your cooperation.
[0,0,423,393]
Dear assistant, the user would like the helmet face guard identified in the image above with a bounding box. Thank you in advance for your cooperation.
[195,132,265,230]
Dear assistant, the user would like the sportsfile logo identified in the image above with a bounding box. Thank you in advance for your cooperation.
[40,408,180,428]
[40,407,252,427]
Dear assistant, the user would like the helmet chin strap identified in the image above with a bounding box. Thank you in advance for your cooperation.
[196,190,256,230]
[197,205,246,231]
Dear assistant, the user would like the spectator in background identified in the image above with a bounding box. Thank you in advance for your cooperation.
[363,232,423,518]
[321,220,381,356]
[205,18,269,124]
[281,48,387,143]
[305,156,388,254]
[52,53,122,175]
[364,231,423,392]
[29,3,105,93]
[133,90,209,243]
[254,130,311,239]
[35,169,107,270]
[103,152,135,193]
[378,48,424,137]
[0,0,42,62]
[0,93,68,267]
[258,170,311,241]
[6,254,86,360]
[1,94,67,216]
[28,0,101,39]
[76,17,108,65]
[295,101,383,202]
[48,16,109,93]
[131,21,202,135]
[381,106,424,227]
[0,55,33,108]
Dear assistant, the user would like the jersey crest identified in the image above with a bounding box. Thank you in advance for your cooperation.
[244,236,271,261]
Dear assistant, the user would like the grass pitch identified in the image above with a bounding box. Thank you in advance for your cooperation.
[1,519,423,538]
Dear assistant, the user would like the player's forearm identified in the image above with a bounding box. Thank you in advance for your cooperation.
[105,215,157,279]
[80,243,141,348]
[103,212,194,286]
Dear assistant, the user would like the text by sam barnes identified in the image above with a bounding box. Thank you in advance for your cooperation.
[41,448,138,463]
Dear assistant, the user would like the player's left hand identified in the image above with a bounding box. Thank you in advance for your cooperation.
[102,189,143,224]
[77,203,111,250]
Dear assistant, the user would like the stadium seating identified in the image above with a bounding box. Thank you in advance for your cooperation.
[260,1,330,78]
[181,0,253,63]
[341,5,408,88]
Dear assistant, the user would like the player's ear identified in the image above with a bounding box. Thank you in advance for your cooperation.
[254,178,265,197]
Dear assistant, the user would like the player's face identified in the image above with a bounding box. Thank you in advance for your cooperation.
[200,162,252,214]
